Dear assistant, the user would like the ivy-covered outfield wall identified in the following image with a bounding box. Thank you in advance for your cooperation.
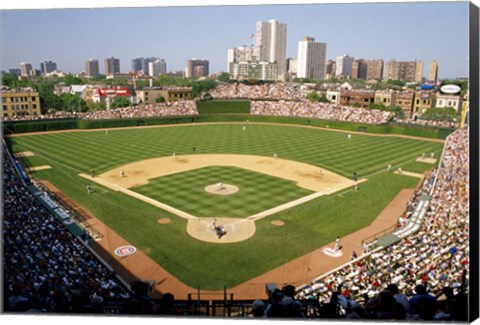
[3,114,454,140]
[3,118,80,134]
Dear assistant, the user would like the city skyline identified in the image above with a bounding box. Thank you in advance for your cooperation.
[1,2,470,79]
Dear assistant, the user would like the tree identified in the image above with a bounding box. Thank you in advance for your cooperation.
[217,72,231,83]
[191,79,217,97]
[368,103,388,110]
[306,92,329,103]
[40,93,63,113]
[88,102,106,111]
[155,96,166,103]
[60,93,88,112]
[61,75,84,86]
[294,78,316,84]
[111,97,131,109]
[392,106,405,119]
[105,77,129,87]
[135,79,150,89]
[386,79,405,87]
[36,80,62,113]
[1,73,20,88]
[154,75,191,87]
[421,107,460,121]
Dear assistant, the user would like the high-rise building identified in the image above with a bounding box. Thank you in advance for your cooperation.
[325,60,336,79]
[428,61,439,82]
[185,59,209,78]
[351,59,367,80]
[335,54,354,78]
[385,60,423,82]
[296,37,327,81]
[254,19,288,80]
[131,58,143,73]
[104,57,120,76]
[131,57,158,75]
[365,59,384,80]
[19,62,34,77]
[40,61,57,75]
[287,57,298,79]
[9,69,21,76]
[227,46,255,69]
[85,59,100,78]
[148,59,167,77]
[415,61,424,83]
[142,58,156,74]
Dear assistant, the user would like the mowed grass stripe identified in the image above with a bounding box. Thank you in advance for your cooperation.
[12,123,443,181]
[132,166,313,218]
[9,123,444,290]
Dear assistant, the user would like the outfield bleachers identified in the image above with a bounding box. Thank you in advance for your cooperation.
[2,107,470,320]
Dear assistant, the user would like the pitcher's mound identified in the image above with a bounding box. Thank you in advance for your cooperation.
[157,218,171,224]
[204,183,239,195]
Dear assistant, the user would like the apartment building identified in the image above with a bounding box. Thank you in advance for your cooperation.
[365,59,384,80]
[105,57,121,76]
[1,87,41,118]
[339,90,375,108]
[296,37,327,80]
[335,54,354,78]
[385,60,423,82]
[186,59,209,78]
[428,61,439,82]
[413,91,435,116]
[85,59,100,78]
[135,87,193,104]
[255,19,288,80]
[351,59,367,80]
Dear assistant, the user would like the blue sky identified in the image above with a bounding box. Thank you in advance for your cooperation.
[0,1,471,79]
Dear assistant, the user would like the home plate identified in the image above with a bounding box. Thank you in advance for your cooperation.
[323,247,343,257]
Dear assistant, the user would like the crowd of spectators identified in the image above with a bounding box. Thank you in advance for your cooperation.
[3,101,198,121]
[3,111,81,121]
[251,100,394,125]
[82,101,198,120]
[295,126,470,321]
[209,83,305,101]
[2,88,470,319]
[395,118,459,129]
[3,150,133,313]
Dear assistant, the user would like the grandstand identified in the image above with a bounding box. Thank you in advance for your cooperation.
[2,83,475,321]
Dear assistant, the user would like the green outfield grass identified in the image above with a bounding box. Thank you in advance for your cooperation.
[8,123,444,289]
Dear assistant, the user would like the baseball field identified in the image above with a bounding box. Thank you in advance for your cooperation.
[8,122,444,291]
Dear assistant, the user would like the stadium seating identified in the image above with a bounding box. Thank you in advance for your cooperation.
[1,82,470,319]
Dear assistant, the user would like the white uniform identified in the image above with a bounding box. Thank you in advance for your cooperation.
[334,237,340,252]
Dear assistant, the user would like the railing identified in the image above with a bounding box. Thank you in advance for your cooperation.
[98,298,322,317]
[361,223,399,248]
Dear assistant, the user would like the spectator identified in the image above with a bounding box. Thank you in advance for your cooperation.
[3,148,132,313]
[251,300,266,318]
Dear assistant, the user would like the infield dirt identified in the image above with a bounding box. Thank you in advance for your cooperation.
[80,154,359,243]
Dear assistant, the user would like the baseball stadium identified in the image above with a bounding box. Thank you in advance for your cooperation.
[2,83,474,320]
